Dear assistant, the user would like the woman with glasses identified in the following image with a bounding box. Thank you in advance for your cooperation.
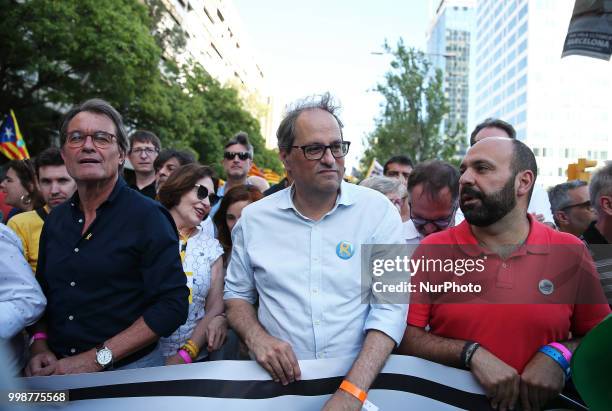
[157,163,226,364]
[1,160,44,222]
[213,185,264,268]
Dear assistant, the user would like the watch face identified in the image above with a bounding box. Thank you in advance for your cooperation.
[97,348,112,365]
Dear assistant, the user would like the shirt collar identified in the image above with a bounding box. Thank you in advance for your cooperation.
[454,213,550,257]
[277,180,356,211]
[581,220,609,244]
[70,176,126,208]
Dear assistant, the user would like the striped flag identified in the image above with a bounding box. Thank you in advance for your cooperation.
[0,110,30,160]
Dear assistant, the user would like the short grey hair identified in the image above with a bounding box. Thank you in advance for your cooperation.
[589,162,612,213]
[276,92,344,153]
[360,176,407,198]
[225,131,254,158]
[548,180,588,213]
[60,98,128,155]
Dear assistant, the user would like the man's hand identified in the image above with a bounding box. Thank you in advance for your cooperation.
[206,315,228,352]
[322,389,363,411]
[165,353,186,365]
[248,332,301,385]
[25,351,58,376]
[531,213,546,223]
[52,350,102,375]
[520,352,565,411]
[470,347,520,411]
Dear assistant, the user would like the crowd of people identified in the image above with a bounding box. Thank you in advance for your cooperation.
[1,93,611,411]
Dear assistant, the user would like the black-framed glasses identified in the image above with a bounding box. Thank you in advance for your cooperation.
[65,131,116,149]
[291,141,351,160]
[410,203,457,230]
[561,200,592,211]
[224,151,251,161]
[194,184,220,206]
[131,147,159,156]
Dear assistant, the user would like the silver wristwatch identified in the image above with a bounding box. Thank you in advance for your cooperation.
[95,344,113,370]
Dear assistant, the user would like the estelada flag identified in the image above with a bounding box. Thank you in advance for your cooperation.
[0,110,30,160]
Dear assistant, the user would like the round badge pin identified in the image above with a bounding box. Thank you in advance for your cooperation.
[336,241,354,260]
[538,279,554,295]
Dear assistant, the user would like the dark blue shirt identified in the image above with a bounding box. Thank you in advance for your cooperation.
[37,177,188,361]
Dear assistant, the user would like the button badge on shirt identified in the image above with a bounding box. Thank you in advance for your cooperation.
[538,279,554,295]
[336,241,354,260]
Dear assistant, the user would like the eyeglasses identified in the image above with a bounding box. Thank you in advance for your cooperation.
[194,184,220,206]
[561,200,593,211]
[290,141,351,160]
[224,151,251,161]
[410,203,457,231]
[131,147,159,157]
[65,131,116,148]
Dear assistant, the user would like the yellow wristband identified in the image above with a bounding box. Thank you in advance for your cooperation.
[339,380,367,403]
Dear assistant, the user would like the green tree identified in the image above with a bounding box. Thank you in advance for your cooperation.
[361,39,460,171]
[0,0,283,173]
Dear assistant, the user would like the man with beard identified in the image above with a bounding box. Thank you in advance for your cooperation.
[398,137,610,411]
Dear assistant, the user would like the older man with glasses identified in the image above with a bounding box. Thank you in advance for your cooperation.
[404,160,460,244]
[548,180,596,237]
[26,99,188,376]
[224,93,406,410]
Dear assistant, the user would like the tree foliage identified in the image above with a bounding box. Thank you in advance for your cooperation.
[0,0,282,174]
[361,39,460,171]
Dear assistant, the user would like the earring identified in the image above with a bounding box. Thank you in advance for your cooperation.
[20,194,31,206]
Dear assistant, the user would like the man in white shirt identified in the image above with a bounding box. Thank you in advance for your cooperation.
[0,223,46,372]
[224,93,406,410]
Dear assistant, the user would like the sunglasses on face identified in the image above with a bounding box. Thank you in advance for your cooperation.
[224,151,251,161]
[194,184,220,206]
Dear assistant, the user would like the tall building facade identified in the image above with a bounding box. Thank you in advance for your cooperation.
[155,0,276,146]
[427,0,476,135]
[470,0,611,187]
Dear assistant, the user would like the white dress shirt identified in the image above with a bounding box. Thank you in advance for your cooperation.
[0,223,46,371]
[224,181,407,360]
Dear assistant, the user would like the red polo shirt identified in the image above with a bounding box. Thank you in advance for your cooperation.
[407,215,610,373]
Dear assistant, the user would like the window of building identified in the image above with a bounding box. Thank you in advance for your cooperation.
[203,7,214,23]
[217,9,225,22]
[533,147,540,156]
[602,151,608,160]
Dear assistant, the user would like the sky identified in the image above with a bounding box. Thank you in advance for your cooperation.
[233,0,432,171]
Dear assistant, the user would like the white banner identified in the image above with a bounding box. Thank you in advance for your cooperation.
[16,355,581,410]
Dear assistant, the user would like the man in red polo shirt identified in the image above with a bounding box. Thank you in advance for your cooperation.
[398,137,610,411]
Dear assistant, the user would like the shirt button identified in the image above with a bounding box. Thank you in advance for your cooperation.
[502,263,507,268]
[70,281,76,287]
[74,248,79,253]
[314,320,320,326]
[70,348,76,354]
[78,218,83,223]
[68,315,74,321]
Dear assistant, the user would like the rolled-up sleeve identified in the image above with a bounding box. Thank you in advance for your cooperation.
[363,201,408,345]
[0,225,46,339]
[224,216,257,304]
[140,207,189,337]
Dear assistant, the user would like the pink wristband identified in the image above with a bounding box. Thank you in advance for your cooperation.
[29,332,48,347]
[177,349,192,364]
[548,342,572,363]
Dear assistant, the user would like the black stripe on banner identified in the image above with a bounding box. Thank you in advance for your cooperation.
[68,373,493,410]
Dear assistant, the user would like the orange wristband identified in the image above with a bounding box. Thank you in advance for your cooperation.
[339,380,367,403]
